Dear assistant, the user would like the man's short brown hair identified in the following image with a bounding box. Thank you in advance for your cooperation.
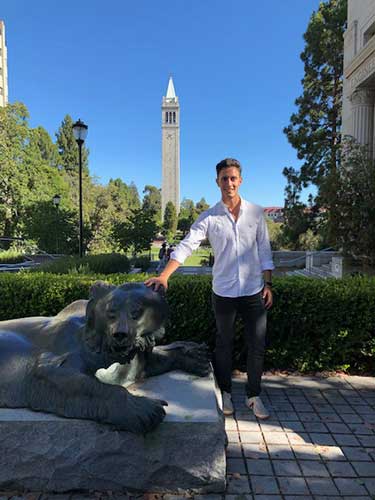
[216,158,242,177]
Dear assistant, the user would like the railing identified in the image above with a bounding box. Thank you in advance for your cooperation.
[0,237,58,261]
[278,247,335,265]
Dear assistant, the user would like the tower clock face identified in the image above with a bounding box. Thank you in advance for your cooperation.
[166,133,173,140]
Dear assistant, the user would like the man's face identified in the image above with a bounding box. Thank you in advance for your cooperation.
[216,166,242,201]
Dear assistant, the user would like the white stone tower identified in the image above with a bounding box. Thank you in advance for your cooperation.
[0,20,8,107]
[161,76,180,218]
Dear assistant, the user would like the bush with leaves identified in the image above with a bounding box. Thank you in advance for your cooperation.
[0,273,374,374]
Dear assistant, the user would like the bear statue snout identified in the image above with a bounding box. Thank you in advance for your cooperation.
[112,330,134,346]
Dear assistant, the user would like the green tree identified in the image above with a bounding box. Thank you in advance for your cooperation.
[55,115,89,175]
[280,171,311,250]
[0,103,70,242]
[85,179,142,253]
[0,102,30,238]
[31,126,59,168]
[178,198,197,236]
[298,228,323,251]
[265,219,284,250]
[195,197,209,215]
[24,201,79,254]
[333,139,375,265]
[142,185,161,223]
[113,208,158,256]
[108,178,140,214]
[283,0,347,245]
[163,201,177,239]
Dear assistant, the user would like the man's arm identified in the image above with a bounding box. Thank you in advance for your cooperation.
[144,258,180,290]
[257,211,275,310]
[145,212,210,290]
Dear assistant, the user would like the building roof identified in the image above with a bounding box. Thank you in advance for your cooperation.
[264,207,283,214]
[166,76,176,99]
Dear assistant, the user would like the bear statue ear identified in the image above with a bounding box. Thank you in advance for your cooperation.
[89,281,116,301]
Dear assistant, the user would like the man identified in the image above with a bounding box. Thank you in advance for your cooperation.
[156,242,167,273]
[145,158,274,419]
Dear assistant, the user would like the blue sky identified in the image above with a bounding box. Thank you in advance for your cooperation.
[2,0,322,207]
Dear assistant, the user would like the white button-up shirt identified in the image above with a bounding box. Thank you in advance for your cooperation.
[171,198,274,298]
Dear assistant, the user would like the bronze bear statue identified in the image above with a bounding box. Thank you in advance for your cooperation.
[0,281,209,433]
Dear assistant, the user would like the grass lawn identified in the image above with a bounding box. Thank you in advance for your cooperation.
[150,244,211,266]
[183,247,211,266]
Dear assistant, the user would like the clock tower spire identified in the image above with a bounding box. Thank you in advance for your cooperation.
[161,76,180,219]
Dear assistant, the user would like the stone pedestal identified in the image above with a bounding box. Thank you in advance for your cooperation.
[0,371,226,494]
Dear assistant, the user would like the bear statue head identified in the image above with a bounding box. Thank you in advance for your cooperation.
[85,281,168,363]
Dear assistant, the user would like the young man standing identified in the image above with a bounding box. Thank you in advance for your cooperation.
[145,158,274,419]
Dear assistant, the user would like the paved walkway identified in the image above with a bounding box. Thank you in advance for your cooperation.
[1,374,374,499]
[222,373,375,500]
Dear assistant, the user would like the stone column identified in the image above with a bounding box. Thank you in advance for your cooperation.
[306,251,313,271]
[350,88,375,157]
[331,256,344,279]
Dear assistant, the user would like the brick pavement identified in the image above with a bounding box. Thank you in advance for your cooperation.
[222,373,375,500]
[1,374,374,500]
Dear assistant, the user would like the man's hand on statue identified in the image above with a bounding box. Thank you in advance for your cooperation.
[262,287,273,309]
[144,276,168,291]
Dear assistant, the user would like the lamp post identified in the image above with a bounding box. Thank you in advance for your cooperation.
[72,119,88,258]
[52,194,61,208]
[52,194,61,254]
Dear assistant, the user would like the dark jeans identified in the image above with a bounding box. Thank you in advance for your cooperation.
[212,291,267,398]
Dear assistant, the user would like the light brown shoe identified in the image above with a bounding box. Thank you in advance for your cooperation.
[245,396,270,419]
[222,391,234,415]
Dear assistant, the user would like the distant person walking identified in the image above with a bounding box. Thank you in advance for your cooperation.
[157,242,167,273]
[145,158,274,419]
[166,244,175,261]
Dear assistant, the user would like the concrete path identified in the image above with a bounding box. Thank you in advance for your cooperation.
[222,373,375,500]
[1,373,374,499]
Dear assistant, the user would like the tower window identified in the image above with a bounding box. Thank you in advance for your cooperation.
[165,111,168,123]
[173,112,176,123]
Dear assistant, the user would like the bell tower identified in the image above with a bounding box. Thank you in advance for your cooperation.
[0,20,8,107]
[161,76,180,218]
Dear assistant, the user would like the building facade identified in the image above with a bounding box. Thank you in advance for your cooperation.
[342,0,375,157]
[0,20,8,107]
[264,207,284,223]
[161,77,180,218]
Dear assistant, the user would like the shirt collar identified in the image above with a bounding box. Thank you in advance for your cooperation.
[220,196,244,214]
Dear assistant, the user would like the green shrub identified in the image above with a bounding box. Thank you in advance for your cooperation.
[0,273,143,318]
[129,255,151,272]
[32,253,130,275]
[0,273,374,374]
[0,250,27,264]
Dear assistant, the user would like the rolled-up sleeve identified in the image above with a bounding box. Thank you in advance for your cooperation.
[256,212,275,271]
[170,212,209,264]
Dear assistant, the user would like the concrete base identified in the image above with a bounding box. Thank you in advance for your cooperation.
[0,371,226,494]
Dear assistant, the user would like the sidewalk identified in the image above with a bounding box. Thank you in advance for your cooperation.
[222,373,375,500]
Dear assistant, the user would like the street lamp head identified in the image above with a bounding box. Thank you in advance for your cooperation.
[52,194,61,207]
[72,119,88,143]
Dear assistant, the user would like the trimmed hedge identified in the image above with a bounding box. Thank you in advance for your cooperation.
[0,273,374,374]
